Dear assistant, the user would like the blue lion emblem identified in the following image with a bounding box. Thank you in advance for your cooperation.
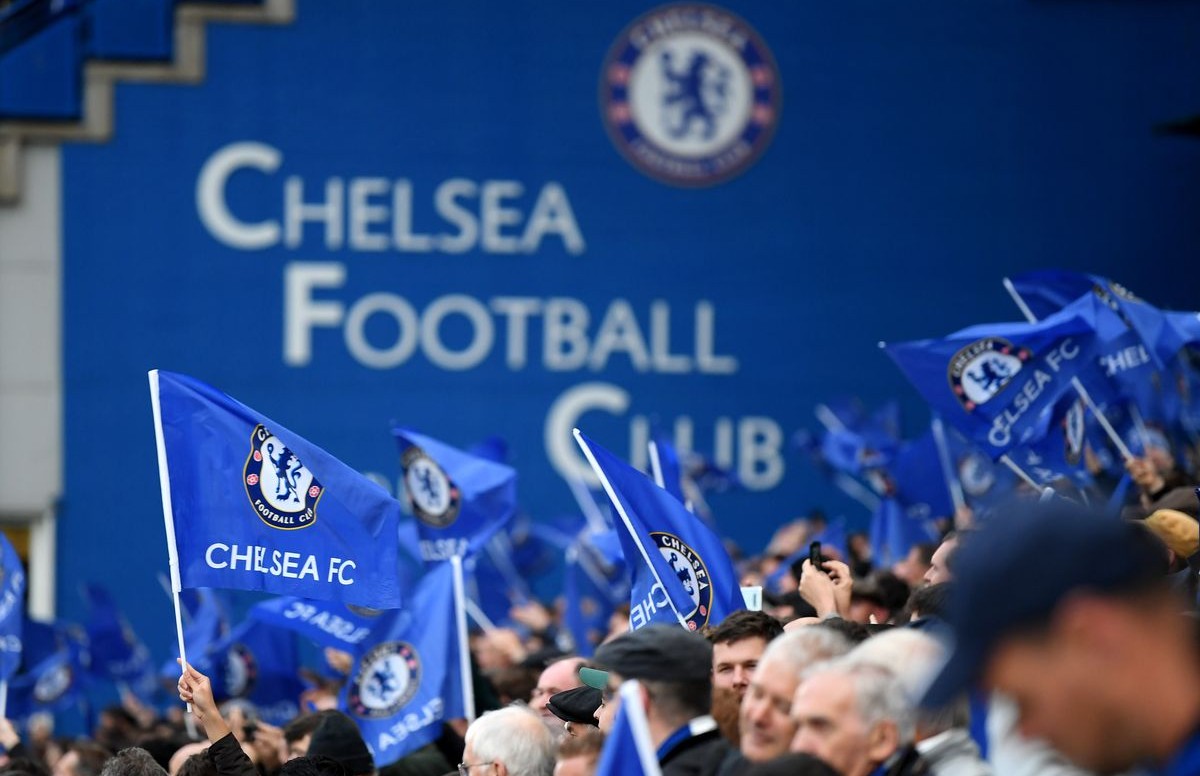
[666,550,696,596]
[660,49,730,141]
[967,356,1013,393]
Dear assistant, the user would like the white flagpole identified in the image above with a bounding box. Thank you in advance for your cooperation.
[930,416,966,512]
[648,439,666,489]
[462,597,497,633]
[449,555,476,723]
[999,454,1041,491]
[0,679,7,719]
[833,472,881,511]
[618,680,664,775]
[1003,278,1134,461]
[573,430,690,630]
[566,477,610,534]
[1127,403,1156,454]
[148,371,191,711]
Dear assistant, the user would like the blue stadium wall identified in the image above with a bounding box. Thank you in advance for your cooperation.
[55,1,1200,657]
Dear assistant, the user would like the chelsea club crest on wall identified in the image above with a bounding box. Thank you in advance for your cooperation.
[600,3,781,187]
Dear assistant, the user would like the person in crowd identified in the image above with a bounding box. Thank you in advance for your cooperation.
[790,660,923,776]
[304,713,374,776]
[552,728,603,776]
[97,750,166,776]
[850,629,991,776]
[546,686,602,739]
[924,534,960,585]
[893,544,936,589]
[530,658,586,731]
[737,628,852,765]
[52,742,112,776]
[462,706,555,776]
[705,611,785,701]
[923,501,1199,775]
[283,712,340,762]
[583,625,730,775]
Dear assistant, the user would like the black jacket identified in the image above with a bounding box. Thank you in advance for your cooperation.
[662,729,735,776]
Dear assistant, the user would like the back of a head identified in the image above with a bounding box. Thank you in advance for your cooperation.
[175,753,217,776]
[466,706,555,776]
[68,741,114,776]
[280,756,349,776]
[306,711,375,776]
[846,628,967,735]
[99,748,168,776]
[741,752,841,776]
[759,626,852,676]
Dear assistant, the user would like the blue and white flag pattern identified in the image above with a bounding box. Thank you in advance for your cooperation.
[393,428,518,564]
[0,532,24,681]
[341,562,467,767]
[150,370,404,609]
[575,431,742,632]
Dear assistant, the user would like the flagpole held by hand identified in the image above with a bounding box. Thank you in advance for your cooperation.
[149,370,192,712]
[449,554,477,723]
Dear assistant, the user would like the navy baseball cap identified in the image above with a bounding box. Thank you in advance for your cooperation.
[922,502,1168,708]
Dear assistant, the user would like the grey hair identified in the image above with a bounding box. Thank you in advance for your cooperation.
[802,659,917,744]
[466,705,555,776]
[100,748,168,776]
[845,629,969,734]
[758,625,852,677]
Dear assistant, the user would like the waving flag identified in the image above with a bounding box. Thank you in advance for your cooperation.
[159,588,228,681]
[82,585,159,701]
[564,530,629,657]
[883,308,1100,459]
[869,498,939,569]
[574,431,743,632]
[341,562,467,767]
[649,431,685,503]
[0,532,25,681]
[207,616,305,725]
[149,370,404,609]
[595,680,662,776]
[944,427,1020,514]
[7,643,89,718]
[392,428,517,564]
[250,596,383,655]
[1006,396,1094,489]
[889,431,955,522]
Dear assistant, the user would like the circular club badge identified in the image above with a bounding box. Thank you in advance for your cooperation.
[600,3,781,187]
[347,641,421,719]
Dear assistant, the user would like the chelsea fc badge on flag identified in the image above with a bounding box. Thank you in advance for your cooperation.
[244,424,322,529]
[400,446,461,528]
[947,338,1032,411]
[651,532,713,630]
[347,641,422,719]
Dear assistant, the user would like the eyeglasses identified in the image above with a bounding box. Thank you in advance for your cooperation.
[457,762,495,776]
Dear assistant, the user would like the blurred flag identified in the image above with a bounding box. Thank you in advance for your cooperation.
[393,428,518,564]
[889,431,955,522]
[0,532,25,681]
[1006,396,1093,489]
[159,588,228,681]
[649,431,685,503]
[564,530,629,657]
[250,596,382,655]
[150,370,404,609]
[883,308,1100,459]
[207,616,305,725]
[81,585,157,699]
[869,498,939,569]
[341,562,467,767]
[7,643,89,718]
[595,680,662,776]
[574,431,743,632]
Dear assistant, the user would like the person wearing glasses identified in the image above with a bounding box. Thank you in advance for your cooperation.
[460,706,555,776]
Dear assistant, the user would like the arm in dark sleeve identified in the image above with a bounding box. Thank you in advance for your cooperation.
[207,733,259,776]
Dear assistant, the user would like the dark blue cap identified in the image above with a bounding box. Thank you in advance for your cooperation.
[922,502,1167,708]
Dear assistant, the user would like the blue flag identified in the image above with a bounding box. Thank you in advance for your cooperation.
[341,562,466,767]
[207,616,305,725]
[160,588,229,681]
[564,531,629,657]
[595,680,662,776]
[869,498,939,569]
[883,308,1100,459]
[81,585,159,702]
[944,427,1019,514]
[1006,396,1093,489]
[150,370,404,609]
[889,431,955,522]
[7,641,89,718]
[649,432,685,503]
[250,596,383,655]
[0,532,25,681]
[392,428,518,564]
[575,431,743,632]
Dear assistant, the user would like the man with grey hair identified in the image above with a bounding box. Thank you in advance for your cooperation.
[790,659,923,776]
[99,749,167,776]
[462,705,556,776]
[738,626,852,764]
[848,629,990,776]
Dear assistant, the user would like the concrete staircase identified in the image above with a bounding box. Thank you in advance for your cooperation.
[0,0,295,206]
